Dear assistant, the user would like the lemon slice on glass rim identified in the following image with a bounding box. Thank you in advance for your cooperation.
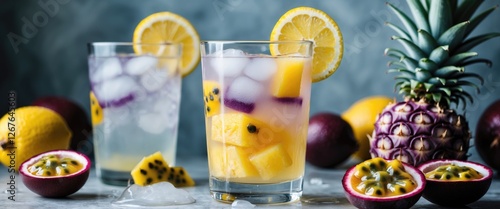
[270,7,344,82]
[133,11,200,77]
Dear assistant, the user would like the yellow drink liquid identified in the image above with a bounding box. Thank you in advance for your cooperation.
[204,56,312,184]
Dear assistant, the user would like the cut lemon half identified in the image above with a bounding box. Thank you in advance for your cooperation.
[133,12,200,77]
[270,7,343,82]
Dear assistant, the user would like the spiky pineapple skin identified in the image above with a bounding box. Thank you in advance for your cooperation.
[370,99,470,166]
[370,0,500,166]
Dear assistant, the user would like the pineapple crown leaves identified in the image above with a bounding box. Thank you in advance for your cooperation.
[385,0,500,108]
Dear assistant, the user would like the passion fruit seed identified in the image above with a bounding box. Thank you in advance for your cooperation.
[425,164,483,181]
[212,87,219,95]
[28,155,83,177]
[352,157,418,197]
[247,124,258,133]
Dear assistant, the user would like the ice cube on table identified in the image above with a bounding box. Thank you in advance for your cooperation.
[124,56,157,75]
[231,200,256,208]
[226,76,263,104]
[112,182,195,207]
[243,57,277,81]
[140,70,168,92]
[93,76,141,108]
[90,57,123,83]
[210,49,250,77]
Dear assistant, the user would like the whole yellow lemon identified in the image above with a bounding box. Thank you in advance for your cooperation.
[342,96,393,161]
[0,106,72,171]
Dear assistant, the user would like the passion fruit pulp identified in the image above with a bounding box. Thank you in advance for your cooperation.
[342,158,425,209]
[418,159,493,207]
[19,150,91,198]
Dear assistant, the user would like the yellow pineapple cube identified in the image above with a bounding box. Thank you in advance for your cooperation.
[211,113,275,147]
[208,143,226,177]
[271,58,305,98]
[209,144,258,178]
[249,143,292,180]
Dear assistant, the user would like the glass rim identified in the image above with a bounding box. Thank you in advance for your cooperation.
[200,40,314,45]
[88,42,182,47]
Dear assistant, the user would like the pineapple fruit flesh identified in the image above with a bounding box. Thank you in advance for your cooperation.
[370,0,500,166]
[271,58,305,98]
[130,152,195,187]
[209,112,296,182]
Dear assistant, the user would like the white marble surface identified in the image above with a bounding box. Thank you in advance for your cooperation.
[1,157,500,209]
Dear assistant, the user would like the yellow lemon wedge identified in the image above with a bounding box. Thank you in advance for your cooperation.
[133,11,200,77]
[270,7,344,82]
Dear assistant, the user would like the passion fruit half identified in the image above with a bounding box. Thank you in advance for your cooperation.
[418,159,493,207]
[19,150,91,198]
[342,158,425,209]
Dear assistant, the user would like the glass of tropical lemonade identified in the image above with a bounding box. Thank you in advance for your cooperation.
[201,6,343,204]
[88,42,182,186]
[201,40,313,204]
[87,11,201,186]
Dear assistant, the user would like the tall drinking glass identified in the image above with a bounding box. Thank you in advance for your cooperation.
[87,42,182,186]
[200,41,313,204]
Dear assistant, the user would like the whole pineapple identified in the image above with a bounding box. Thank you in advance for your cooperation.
[370,0,500,166]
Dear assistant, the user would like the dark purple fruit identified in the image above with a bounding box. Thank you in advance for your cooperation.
[32,96,93,158]
[306,112,358,168]
[418,159,493,207]
[475,99,500,171]
[20,150,91,198]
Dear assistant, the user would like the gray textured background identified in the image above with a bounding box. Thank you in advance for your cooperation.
[1,0,500,163]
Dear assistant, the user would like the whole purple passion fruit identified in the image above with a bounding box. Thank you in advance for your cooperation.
[32,96,93,158]
[19,150,91,198]
[342,157,425,209]
[418,159,493,207]
[306,112,358,168]
[475,99,500,171]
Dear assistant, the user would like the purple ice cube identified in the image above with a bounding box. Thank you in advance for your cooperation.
[273,97,303,106]
[93,76,142,108]
[223,98,255,113]
[223,76,264,113]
